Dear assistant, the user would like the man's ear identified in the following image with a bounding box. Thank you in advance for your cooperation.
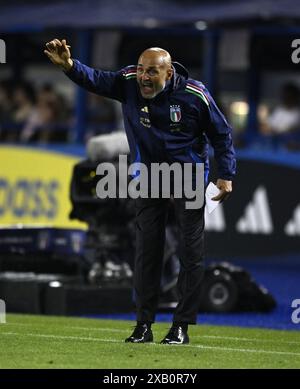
[166,68,173,80]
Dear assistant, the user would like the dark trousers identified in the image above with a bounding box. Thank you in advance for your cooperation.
[134,197,205,325]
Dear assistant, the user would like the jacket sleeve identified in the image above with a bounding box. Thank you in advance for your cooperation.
[64,59,126,102]
[200,86,236,180]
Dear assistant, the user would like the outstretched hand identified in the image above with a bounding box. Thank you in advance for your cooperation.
[212,178,232,202]
[44,39,73,72]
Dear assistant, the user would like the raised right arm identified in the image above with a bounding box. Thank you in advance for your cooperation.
[44,38,125,102]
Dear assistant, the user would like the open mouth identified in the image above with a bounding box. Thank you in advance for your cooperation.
[140,83,153,94]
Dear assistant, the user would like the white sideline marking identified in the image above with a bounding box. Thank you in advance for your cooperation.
[69,326,129,333]
[1,332,119,343]
[193,344,300,357]
[5,323,129,333]
[6,323,300,346]
[1,331,300,357]
[201,334,300,346]
[62,326,300,346]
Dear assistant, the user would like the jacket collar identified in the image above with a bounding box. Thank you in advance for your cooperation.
[160,62,189,95]
[171,61,189,90]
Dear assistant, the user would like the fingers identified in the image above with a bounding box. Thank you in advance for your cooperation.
[54,38,62,46]
[61,40,71,52]
[211,192,223,201]
[45,41,57,52]
[212,190,230,202]
[45,39,62,52]
[43,50,56,63]
[45,39,71,61]
[45,42,54,51]
[212,179,232,202]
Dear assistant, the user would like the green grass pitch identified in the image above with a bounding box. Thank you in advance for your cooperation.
[0,314,300,368]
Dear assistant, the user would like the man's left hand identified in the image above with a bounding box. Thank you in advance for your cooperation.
[212,179,232,202]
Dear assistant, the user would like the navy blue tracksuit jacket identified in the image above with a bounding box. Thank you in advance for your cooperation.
[66,60,236,182]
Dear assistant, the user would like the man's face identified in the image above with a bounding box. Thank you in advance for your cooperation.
[137,53,172,99]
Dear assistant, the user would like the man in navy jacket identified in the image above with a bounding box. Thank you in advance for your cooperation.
[45,39,236,344]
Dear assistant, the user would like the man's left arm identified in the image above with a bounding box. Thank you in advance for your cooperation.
[201,89,236,202]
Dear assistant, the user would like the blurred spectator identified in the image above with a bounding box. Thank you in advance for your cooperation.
[1,80,117,144]
[0,80,14,140]
[0,81,71,144]
[20,83,70,143]
[260,83,300,148]
[5,81,36,142]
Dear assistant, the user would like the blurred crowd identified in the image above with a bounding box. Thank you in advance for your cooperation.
[0,80,119,144]
[1,78,300,149]
[258,82,300,150]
